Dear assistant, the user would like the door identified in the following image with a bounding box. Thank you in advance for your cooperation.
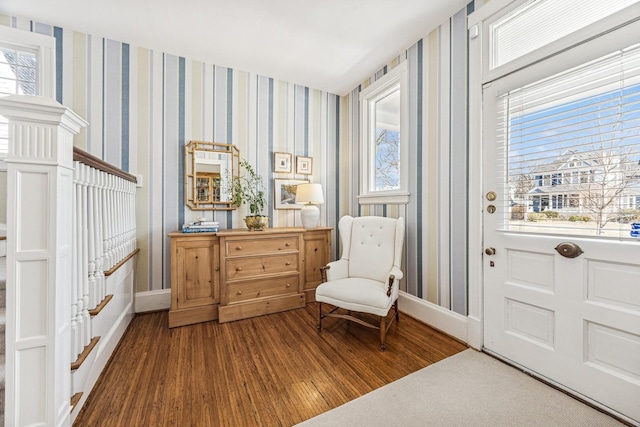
[483,27,640,423]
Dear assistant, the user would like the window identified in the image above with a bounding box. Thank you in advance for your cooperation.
[497,42,640,236]
[358,62,409,205]
[0,26,55,160]
[488,0,640,71]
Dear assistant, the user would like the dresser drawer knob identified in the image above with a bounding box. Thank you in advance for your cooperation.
[285,242,290,247]
[286,283,291,288]
[235,246,242,250]
[237,290,242,295]
[235,267,242,272]
[285,261,291,266]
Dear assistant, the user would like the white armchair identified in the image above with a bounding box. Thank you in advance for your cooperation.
[315,215,404,350]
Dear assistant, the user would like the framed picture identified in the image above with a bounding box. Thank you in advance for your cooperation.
[274,152,292,173]
[274,178,309,209]
[296,156,313,175]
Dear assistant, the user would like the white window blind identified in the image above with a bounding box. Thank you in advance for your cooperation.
[490,0,640,70]
[496,43,640,238]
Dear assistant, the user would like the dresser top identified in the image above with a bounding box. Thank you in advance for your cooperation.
[169,226,331,238]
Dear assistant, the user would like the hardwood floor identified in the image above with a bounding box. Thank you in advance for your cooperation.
[74,304,467,426]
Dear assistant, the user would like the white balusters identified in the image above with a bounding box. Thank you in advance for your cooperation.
[70,159,137,362]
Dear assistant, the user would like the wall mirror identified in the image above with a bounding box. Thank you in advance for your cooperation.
[185,141,240,210]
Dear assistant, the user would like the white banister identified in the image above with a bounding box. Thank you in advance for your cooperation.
[1,94,139,426]
[68,158,138,362]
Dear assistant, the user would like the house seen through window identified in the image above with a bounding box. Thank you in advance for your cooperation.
[500,44,640,237]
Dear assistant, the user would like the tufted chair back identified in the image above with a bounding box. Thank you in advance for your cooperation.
[339,215,404,283]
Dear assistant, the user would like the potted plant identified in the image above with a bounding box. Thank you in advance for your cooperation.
[230,159,269,230]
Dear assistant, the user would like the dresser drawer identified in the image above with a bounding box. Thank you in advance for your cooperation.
[226,274,299,304]
[225,236,299,257]
[226,254,299,280]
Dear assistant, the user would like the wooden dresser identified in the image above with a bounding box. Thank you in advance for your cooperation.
[168,227,331,327]
[218,228,305,322]
[168,232,220,328]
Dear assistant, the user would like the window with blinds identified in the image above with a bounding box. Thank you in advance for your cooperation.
[490,0,640,70]
[0,44,38,157]
[497,43,640,238]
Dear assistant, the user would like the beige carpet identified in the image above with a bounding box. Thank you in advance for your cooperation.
[297,349,627,427]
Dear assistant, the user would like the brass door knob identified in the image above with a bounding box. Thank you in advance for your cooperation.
[485,247,496,255]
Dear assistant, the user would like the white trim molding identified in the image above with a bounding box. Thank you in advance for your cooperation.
[134,289,171,313]
[398,291,478,348]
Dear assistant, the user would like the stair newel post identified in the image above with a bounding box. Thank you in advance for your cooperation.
[87,166,97,309]
[0,95,87,427]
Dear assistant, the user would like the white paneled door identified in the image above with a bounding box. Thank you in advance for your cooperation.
[482,25,640,424]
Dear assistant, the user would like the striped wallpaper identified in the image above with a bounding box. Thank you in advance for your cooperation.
[341,2,474,315]
[2,2,474,316]
[1,14,341,292]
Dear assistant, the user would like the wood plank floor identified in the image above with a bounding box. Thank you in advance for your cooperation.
[74,304,467,426]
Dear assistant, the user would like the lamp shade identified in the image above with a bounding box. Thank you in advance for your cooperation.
[295,183,324,205]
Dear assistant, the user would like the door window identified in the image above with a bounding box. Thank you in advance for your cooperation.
[495,44,640,238]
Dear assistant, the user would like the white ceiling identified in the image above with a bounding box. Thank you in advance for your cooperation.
[0,0,470,95]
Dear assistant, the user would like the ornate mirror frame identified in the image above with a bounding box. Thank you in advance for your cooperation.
[185,140,240,210]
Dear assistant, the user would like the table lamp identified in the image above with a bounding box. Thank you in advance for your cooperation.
[295,183,324,229]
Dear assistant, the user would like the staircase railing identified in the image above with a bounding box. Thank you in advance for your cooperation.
[0,94,138,427]
[71,148,137,360]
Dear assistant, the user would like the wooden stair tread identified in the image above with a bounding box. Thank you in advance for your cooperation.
[89,295,113,316]
[71,337,100,371]
[71,392,83,412]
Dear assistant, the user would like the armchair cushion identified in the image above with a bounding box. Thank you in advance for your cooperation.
[316,277,394,317]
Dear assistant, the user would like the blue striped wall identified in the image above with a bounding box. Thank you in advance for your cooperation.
[339,2,474,315]
[3,3,474,316]
[2,15,340,292]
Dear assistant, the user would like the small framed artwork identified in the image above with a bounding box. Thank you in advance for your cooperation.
[296,156,313,175]
[274,178,309,209]
[274,152,292,173]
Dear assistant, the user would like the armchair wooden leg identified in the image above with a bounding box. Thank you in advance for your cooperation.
[379,316,387,351]
[316,302,322,331]
[394,300,399,323]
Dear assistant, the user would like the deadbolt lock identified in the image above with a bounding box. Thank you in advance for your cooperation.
[486,191,497,201]
[486,205,496,214]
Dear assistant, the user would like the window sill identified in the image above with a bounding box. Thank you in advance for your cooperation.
[358,192,410,205]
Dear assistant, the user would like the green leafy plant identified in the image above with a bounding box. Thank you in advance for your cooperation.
[230,159,267,216]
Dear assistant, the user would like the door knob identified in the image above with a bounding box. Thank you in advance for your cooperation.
[485,247,496,255]
[555,242,583,258]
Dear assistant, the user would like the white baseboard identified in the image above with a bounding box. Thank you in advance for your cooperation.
[134,289,171,313]
[466,315,483,350]
[398,291,469,344]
